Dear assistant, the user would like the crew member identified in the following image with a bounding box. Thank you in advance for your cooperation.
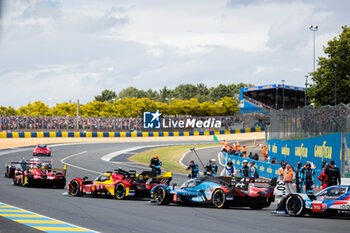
[301,163,315,192]
[283,164,294,195]
[325,160,341,186]
[242,146,247,158]
[204,160,213,176]
[20,157,26,171]
[150,155,162,177]
[222,160,234,176]
[250,161,259,178]
[211,159,218,176]
[186,160,199,178]
[295,162,303,193]
[239,160,250,178]
[278,163,286,181]
[318,165,328,189]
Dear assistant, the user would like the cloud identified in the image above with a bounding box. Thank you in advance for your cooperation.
[0,0,349,107]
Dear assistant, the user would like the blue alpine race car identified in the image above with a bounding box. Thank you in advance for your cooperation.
[275,185,350,216]
[151,176,276,209]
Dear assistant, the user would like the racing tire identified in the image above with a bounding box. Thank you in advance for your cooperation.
[33,153,36,156]
[48,153,51,157]
[115,183,127,200]
[153,186,169,205]
[69,180,81,196]
[212,189,228,209]
[285,194,306,217]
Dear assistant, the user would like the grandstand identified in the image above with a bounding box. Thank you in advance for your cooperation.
[239,84,306,113]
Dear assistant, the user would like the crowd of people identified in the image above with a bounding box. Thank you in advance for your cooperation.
[0,115,266,132]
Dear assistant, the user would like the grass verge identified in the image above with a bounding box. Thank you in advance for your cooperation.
[129,144,219,173]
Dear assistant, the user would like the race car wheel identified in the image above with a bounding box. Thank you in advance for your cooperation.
[115,183,126,200]
[69,180,81,196]
[285,194,306,217]
[212,189,228,209]
[153,186,168,205]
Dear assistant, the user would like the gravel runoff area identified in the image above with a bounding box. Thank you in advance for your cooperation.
[0,132,264,150]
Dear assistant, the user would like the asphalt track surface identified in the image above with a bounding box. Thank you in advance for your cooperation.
[0,141,349,233]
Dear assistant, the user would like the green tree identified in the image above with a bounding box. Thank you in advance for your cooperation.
[215,97,239,115]
[309,26,350,106]
[17,101,49,116]
[50,102,77,116]
[94,89,117,102]
[118,87,140,99]
[173,84,198,100]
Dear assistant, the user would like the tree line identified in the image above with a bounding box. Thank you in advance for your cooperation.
[0,97,239,117]
[94,83,252,103]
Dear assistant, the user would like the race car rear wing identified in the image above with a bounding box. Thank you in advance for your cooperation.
[27,165,67,175]
[136,171,173,184]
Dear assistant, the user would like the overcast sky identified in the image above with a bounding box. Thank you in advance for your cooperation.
[0,0,349,107]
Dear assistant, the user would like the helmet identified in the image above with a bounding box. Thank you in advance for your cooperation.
[227,160,232,165]
[297,162,302,166]
[211,159,216,162]
[282,163,287,166]
[250,161,255,165]
[154,155,159,159]
[243,160,248,163]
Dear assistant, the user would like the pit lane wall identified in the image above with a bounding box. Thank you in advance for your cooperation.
[0,126,264,138]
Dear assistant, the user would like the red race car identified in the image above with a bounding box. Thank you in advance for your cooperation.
[33,144,51,156]
[13,158,66,189]
[5,158,52,178]
[67,168,172,199]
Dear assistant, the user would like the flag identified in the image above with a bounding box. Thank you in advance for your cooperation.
[213,135,219,143]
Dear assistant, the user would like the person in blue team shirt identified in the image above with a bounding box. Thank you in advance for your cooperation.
[150,155,162,177]
[186,160,199,178]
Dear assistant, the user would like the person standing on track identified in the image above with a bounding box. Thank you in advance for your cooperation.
[221,160,234,176]
[240,160,250,178]
[150,155,162,177]
[295,162,303,193]
[283,164,294,195]
[325,160,341,186]
[249,161,259,178]
[318,165,328,189]
[301,163,315,192]
[241,146,247,158]
[210,159,218,176]
[186,160,199,178]
[278,163,286,181]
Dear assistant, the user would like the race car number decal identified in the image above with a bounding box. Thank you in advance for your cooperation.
[312,203,323,212]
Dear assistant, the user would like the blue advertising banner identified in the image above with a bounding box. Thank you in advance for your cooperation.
[267,133,342,171]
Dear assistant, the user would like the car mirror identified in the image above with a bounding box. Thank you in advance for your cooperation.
[83,176,88,180]
[190,146,195,151]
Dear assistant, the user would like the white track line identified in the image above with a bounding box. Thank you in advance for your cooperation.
[60,151,100,174]
[101,145,162,162]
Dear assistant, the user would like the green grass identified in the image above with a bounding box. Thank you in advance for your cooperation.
[129,144,219,173]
